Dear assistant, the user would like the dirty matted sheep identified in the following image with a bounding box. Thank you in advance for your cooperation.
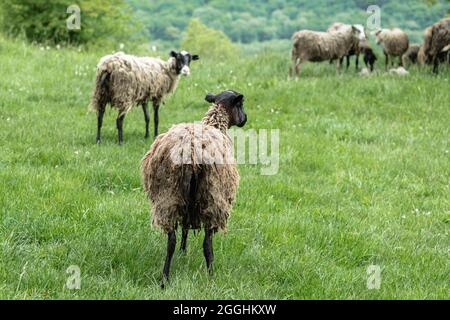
[375,28,409,69]
[290,25,364,77]
[141,90,247,288]
[90,50,199,144]
[422,18,450,74]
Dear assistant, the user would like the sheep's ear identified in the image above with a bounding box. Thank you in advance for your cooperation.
[233,94,244,105]
[170,51,177,58]
[192,54,200,61]
[205,93,216,103]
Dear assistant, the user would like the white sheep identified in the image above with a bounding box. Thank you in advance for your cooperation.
[90,50,199,144]
[375,28,409,70]
[290,25,364,77]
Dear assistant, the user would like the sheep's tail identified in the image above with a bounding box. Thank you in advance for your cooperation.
[181,164,201,230]
[89,69,110,113]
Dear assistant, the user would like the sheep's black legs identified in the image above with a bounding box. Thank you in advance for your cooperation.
[153,102,160,138]
[180,228,188,252]
[96,107,105,144]
[142,103,150,139]
[385,53,389,70]
[203,228,214,276]
[161,231,176,289]
[355,54,359,71]
[116,114,125,145]
[346,56,350,69]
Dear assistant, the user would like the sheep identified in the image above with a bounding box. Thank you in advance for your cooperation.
[327,23,367,70]
[375,28,409,70]
[402,44,421,66]
[141,90,247,288]
[360,40,377,72]
[422,18,450,74]
[289,25,364,77]
[90,50,199,145]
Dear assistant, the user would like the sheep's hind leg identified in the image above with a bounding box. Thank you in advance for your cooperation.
[180,228,188,253]
[203,228,215,276]
[96,104,105,144]
[385,53,389,70]
[116,113,126,145]
[142,103,150,139]
[161,231,176,289]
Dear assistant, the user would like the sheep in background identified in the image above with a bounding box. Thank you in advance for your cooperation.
[290,25,364,77]
[141,90,247,288]
[422,18,450,74]
[90,50,199,144]
[360,41,377,72]
[327,23,367,70]
[402,44,421,67]
[375,28,409,70]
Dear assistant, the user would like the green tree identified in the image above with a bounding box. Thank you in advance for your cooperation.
[181,19,239,60]
[0,0,143,46]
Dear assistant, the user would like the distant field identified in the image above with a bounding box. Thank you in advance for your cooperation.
[0,38,448,299]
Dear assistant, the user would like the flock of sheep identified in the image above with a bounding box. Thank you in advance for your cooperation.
[290,17,450,76]
[88,16,449,288]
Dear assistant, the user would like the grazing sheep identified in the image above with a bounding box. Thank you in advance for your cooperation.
[402,44,421,66]
[422,18,450,74]
[375,28,409,69]
[290,25,363,77]
[90,50,199,144]
[389,67,409,76]
[141,90,247,288]
[360,40,378,72]
[327,23,367,70]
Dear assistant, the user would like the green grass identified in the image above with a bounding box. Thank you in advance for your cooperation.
[0,38,449,299]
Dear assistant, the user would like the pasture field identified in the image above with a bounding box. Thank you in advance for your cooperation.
[0,38,449,299]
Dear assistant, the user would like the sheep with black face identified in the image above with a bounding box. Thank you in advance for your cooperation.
[90,50,199,144]
[141,90,247,288]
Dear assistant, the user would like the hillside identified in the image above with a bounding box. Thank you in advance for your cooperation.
[128,0,450,44]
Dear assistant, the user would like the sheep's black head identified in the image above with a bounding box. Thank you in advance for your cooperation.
[170,50,199,76]
[205,90,247,128]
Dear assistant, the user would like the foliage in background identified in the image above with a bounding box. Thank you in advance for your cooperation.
[181,19,239,60]
[128,0,450,44]
[0,0,145,46]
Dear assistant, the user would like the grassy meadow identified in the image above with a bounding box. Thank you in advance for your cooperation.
[0,38,449,299]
